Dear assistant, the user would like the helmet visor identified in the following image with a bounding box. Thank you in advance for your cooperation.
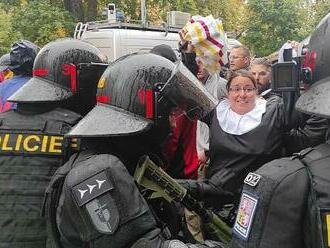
[295,76,330,118]
[160,61,218,119]
[66,103,153,137]
[8,76,73,103]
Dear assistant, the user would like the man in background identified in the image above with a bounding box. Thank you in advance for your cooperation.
[229,45,251,71]
[250,57,272,96]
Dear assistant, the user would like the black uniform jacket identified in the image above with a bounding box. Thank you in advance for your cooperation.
[203,95,327,197]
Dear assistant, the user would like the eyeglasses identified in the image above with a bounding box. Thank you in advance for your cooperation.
[229,56,245,61]
[228,87,256,94]
[252,71,269,77]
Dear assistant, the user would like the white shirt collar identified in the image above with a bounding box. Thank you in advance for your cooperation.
[216,97,267,135]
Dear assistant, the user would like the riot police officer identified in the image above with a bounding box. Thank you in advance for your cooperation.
[0,53,13,82]
[0,38,107,247]
[43,53,224,248]
[0,40,39,111]
[230,12,330,248]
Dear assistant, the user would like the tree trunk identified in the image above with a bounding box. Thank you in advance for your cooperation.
[87,0,97,21]
[63,0,84,22]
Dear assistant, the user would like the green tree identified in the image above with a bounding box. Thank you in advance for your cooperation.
[0,4,22,55]
[64,0,84,21]
[96,0,140,21]
[299,0,330,39]
[195,0,248,34]
[243,0,303,57]
[12,0,76,46]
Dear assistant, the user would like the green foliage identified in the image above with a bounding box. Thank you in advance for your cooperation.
[2,0,330,58]
[195,0,248,33]
[0,4,22,55]
[12,0,76,46]
[173,0,198,14]
[306,1,330,34]
[0,0,22,8]
[97,0,140,20]
[243,0,303,57]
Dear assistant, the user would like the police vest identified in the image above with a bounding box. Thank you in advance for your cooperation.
[0,108,80,248]
[299,144,330,248]
[231,144,330,248]
[231,156,309,248]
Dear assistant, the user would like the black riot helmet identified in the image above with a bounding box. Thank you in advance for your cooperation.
[8,40,40,76]
[0,53,11,72]
[296,13,330,118]
[8,38,108,115]
[67,53,218,137]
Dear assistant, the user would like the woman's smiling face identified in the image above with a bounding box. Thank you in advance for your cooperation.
[227,76,257,115]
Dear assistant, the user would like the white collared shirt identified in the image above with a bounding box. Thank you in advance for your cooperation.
[216,98,267,135]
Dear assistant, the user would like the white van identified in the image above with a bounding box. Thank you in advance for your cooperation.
[74,9,241,62]
[76,24,180,61]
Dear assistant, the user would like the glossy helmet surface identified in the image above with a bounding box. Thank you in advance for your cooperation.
[296,13,330,118]
[67,53,217,137]
[8,40,40,76]
[9,38,107,104]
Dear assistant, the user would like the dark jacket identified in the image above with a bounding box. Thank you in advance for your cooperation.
[201,95,326,207]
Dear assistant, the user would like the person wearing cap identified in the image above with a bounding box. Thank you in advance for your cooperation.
[43,53,224,248]
[0,40,39,112]
[0,53,14,83]
[0,38,107,247]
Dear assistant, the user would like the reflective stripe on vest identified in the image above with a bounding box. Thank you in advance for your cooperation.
[0,111,79,247]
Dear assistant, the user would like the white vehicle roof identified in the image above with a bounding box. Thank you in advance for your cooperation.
[75,21,241,62]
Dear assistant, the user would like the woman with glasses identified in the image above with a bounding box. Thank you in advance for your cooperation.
[180,69,318,217]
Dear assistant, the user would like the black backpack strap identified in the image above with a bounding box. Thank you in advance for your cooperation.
[42,152,81,248]
[291,147,315,160]
[292,147,317,205]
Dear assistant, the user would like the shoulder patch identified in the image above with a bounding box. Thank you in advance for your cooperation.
[233,192,258,240]
[72,171,113,206]
[86,195,119,234]
[244,172,261,187]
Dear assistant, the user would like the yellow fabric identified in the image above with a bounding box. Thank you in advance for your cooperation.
[182,15,228,74]
[4,70,14,80]
[327,214,330,247]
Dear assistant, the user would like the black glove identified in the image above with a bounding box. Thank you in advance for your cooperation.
[176,180,234,202]
[176,179,200,199]
[197,181,234,200]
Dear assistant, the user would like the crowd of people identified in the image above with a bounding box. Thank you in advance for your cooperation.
[0,13,329,248]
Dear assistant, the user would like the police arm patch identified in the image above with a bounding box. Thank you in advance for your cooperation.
[72,171,113,207]
[86,195,120,234]
[233,192,258,240]
[244,172,261,187]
